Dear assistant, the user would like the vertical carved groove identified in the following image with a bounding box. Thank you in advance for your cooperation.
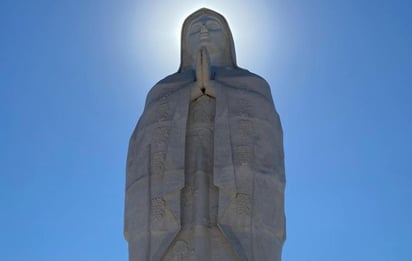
[163,95,238,260]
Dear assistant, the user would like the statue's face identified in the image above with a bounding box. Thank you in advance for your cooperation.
[186,14,227,57]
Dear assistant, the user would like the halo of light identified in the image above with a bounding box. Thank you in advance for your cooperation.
[130,0,281,75]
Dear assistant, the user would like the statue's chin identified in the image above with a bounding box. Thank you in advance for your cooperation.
[198,43,221,55]
[187,43,229,68]
[198,41,212,49]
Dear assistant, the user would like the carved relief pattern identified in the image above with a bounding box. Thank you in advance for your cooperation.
[150,124,170,177]
[151,197,166,226]
[234,193,252,217]
[168,240,194,261]
[153,126,170,144]
[150,151,166,177]
[238,93,253,117]
[234,118,255,166]
[157,98,171,122]
[235,145,254,165]
[232,91,256,166]
[238,119,254,139]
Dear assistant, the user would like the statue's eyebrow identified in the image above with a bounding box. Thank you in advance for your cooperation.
[190,17,221,28]
[205,18,220,24]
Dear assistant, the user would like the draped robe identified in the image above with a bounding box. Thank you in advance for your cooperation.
[125,67,286,260]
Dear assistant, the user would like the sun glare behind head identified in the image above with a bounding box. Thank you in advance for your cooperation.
[131,0,278,76]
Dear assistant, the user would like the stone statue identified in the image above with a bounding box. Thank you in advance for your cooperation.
[124,8,286,261]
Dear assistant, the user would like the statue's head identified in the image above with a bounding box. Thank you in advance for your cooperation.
[179,8,237,72]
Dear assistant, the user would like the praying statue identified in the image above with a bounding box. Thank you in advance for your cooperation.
[124,8,286,260]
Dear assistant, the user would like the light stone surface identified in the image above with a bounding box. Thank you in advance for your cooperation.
[125,8,285,261]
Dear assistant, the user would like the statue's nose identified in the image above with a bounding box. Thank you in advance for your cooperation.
[200,25,208,33]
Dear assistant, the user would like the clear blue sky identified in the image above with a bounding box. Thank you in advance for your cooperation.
[1,0,411,260]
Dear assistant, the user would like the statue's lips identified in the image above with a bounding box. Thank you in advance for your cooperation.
[199,32,209,40]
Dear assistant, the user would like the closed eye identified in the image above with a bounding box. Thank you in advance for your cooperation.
[206,21,220,30]
[190,24,201,34]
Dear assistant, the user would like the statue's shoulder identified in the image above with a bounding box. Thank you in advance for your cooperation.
[215,67,272,100]
[157,70,195,84]
[216,67,269,85]
[145,71,194,107]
